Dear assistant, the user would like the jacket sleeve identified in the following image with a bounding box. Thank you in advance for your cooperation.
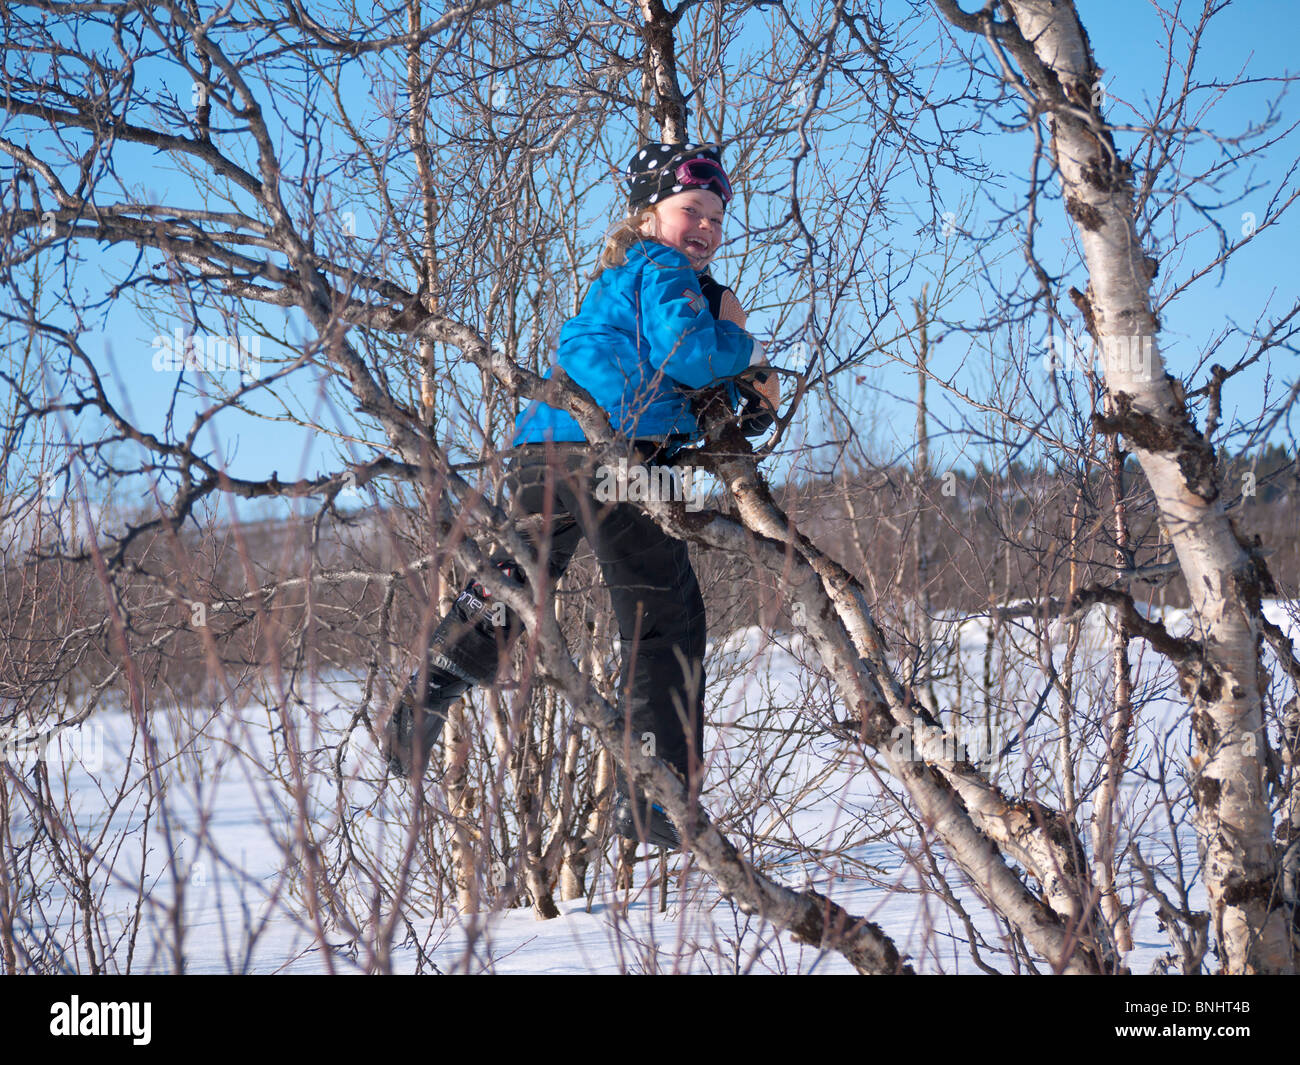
[638,252,755,389]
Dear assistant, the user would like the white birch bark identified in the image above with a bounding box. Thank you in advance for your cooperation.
[634,0,687,143]
[443,696,477,915]
[1281,698,1300,915]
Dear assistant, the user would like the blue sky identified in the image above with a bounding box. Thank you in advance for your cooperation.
[839,0,1300,474]
[9,0,1298,516]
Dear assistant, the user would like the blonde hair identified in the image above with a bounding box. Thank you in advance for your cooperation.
[590,205,660,279]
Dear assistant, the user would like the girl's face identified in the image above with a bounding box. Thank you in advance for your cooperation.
[639,190,726,271]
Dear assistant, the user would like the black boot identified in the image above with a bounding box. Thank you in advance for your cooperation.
[382,666,468,778]
[612,778,681,851]
[383,566,523,778]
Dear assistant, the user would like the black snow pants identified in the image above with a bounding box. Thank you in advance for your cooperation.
[428,441,707,782]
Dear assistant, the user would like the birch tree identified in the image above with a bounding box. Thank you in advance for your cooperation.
[932,0,1298,973]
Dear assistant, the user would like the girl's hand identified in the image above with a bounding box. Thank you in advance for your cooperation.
[717,290,779,411]
[751,366,780,412]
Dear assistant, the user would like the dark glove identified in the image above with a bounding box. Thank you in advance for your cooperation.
[693,274,774,437]
[696,272,730,319]
[688,368,775,439]
[733,369,775,437]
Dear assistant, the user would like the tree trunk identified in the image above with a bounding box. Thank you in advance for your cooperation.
[1279,696,1300,923]
[443,696,477,914]
[405,0,442,424]
[1091,412,1135,956]
[912,289,938,715]
[991,0,1293,972]
[635,0,688,141]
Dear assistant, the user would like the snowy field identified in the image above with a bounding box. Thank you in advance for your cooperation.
[9,600,1297,974]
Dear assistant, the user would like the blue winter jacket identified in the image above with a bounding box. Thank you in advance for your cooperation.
[512,240,756,445]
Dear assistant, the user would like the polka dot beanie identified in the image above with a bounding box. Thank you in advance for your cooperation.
[626,142,731,212]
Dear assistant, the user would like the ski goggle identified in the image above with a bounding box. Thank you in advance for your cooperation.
[673,158,733,204]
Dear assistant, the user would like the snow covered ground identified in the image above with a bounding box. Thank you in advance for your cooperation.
[10,600,1298,973]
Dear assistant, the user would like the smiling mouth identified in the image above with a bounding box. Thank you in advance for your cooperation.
[684,238,710,255]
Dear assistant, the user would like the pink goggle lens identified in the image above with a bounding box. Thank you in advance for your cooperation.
[674,159,733,204]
